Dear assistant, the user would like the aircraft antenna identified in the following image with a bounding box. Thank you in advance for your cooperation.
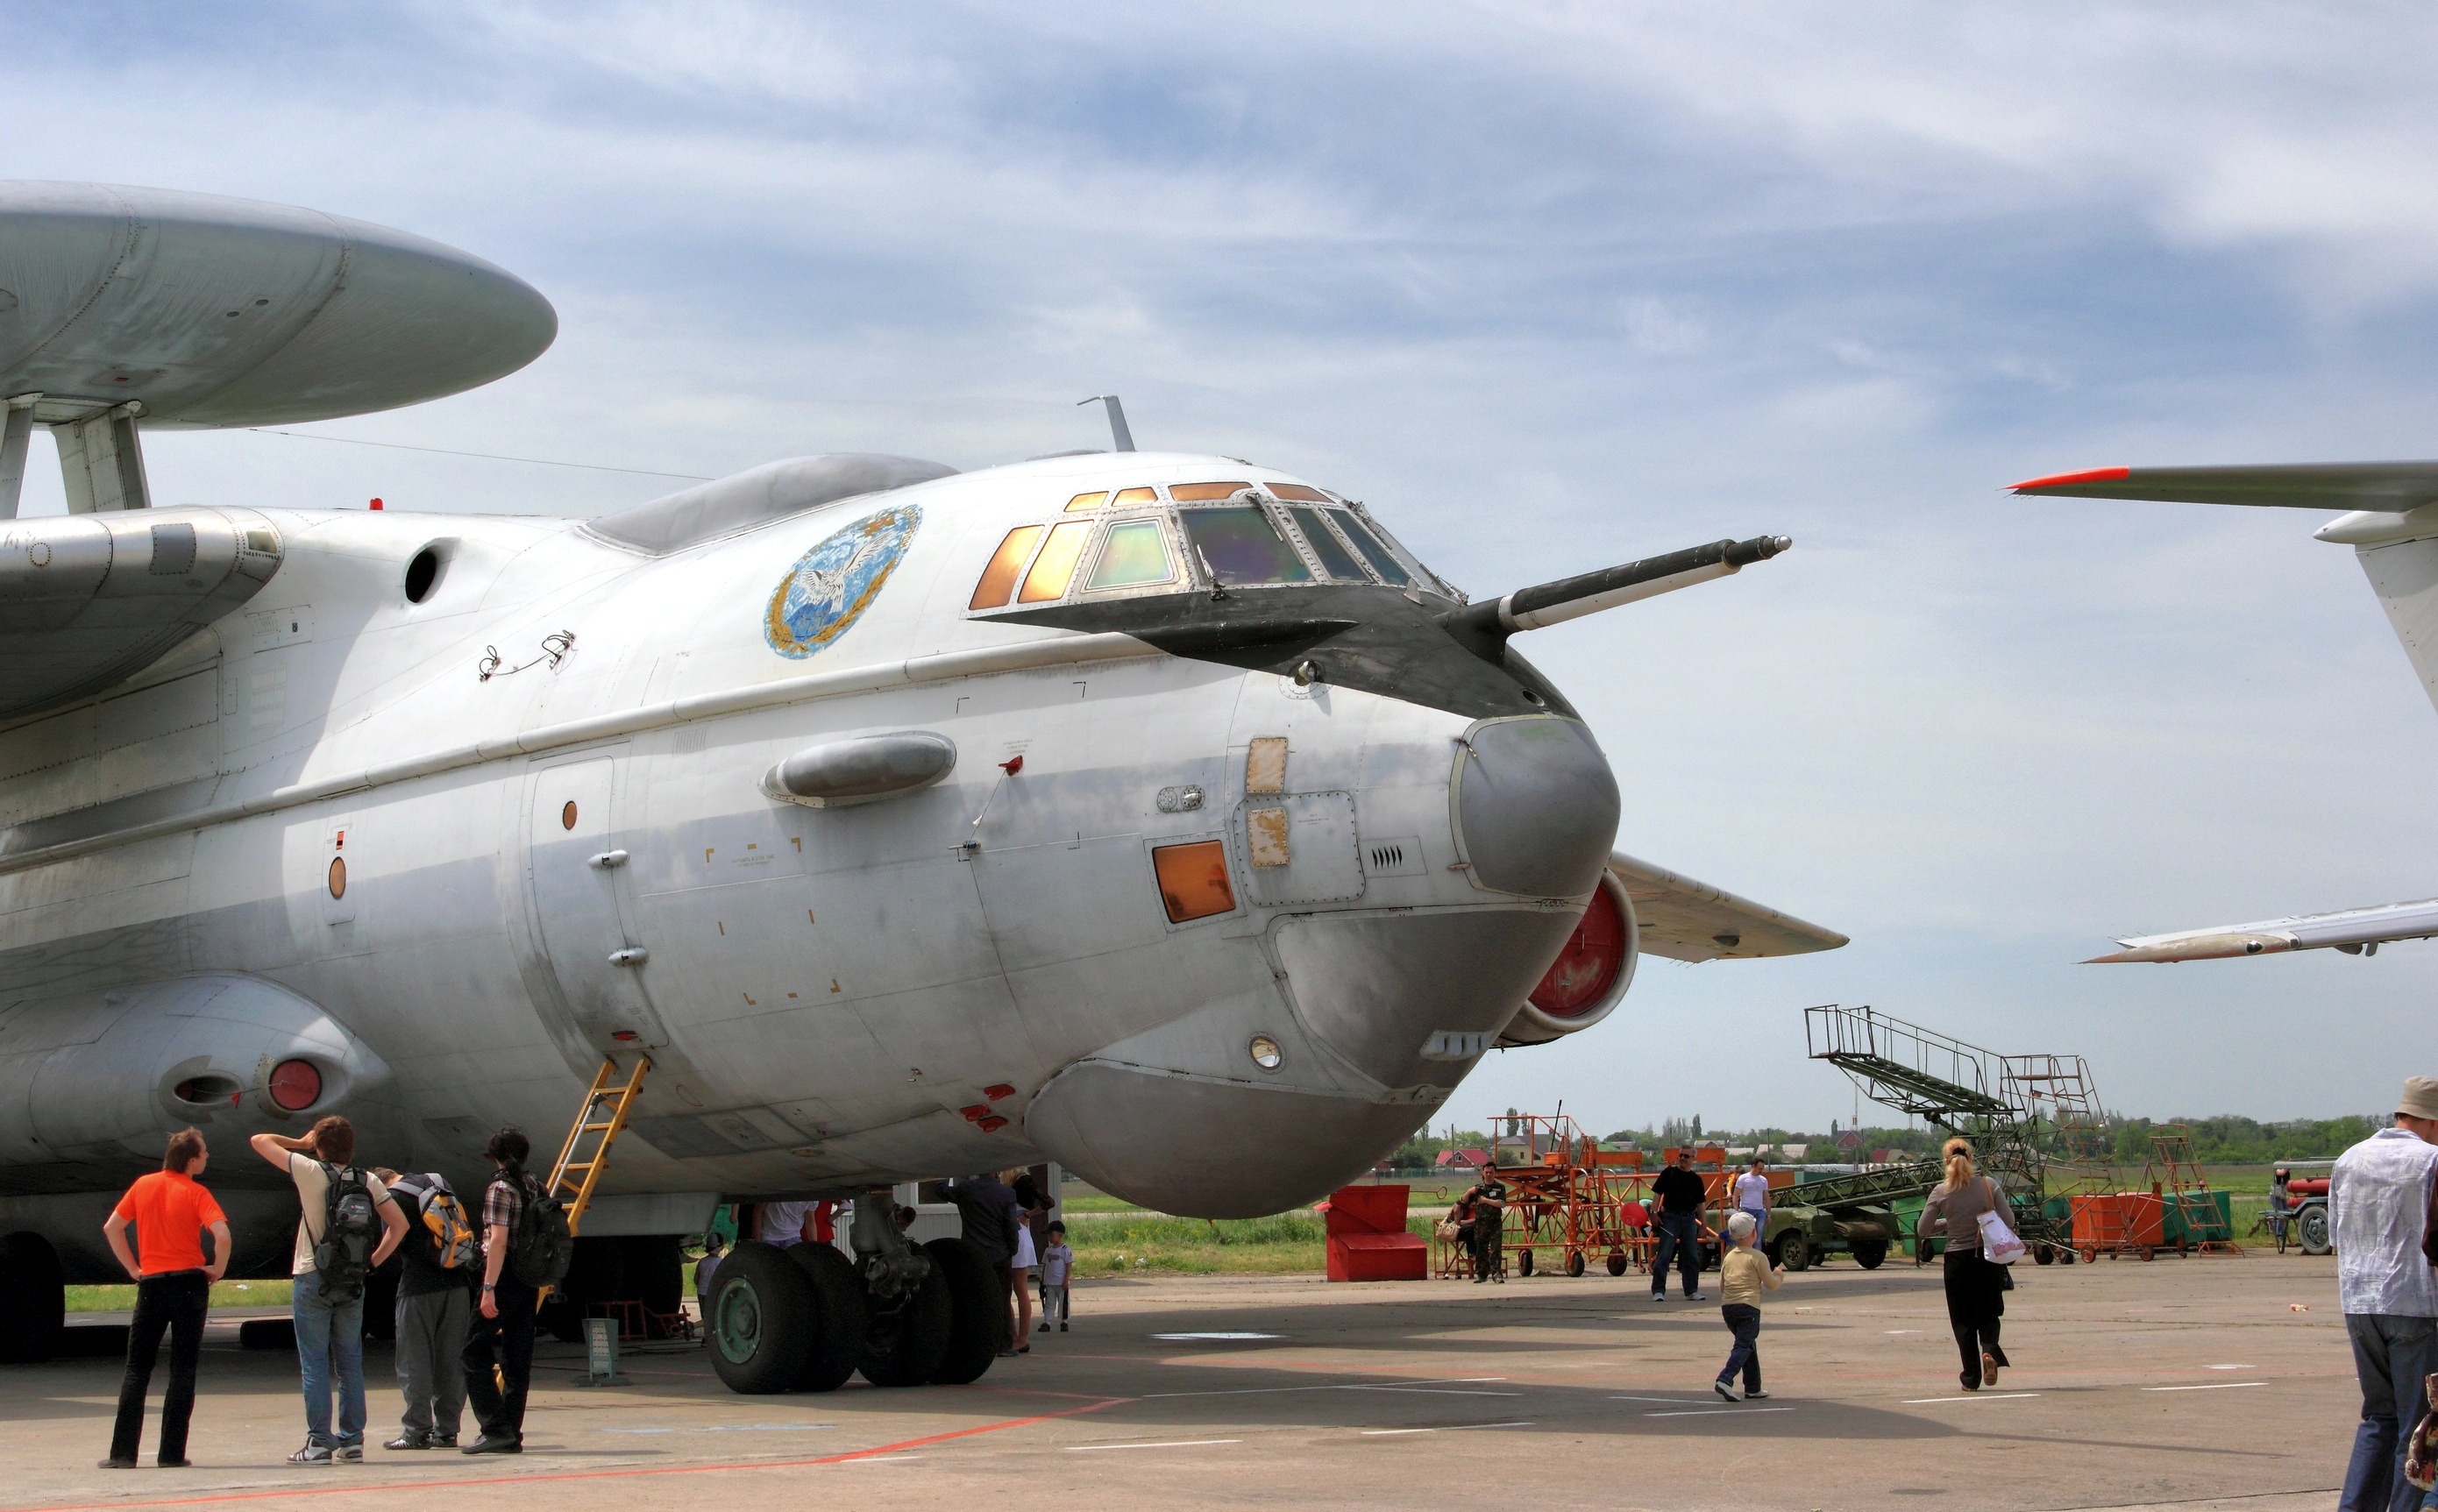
[1077,394,1136,452]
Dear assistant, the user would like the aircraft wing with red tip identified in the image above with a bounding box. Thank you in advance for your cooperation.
[2011,461,2438,511]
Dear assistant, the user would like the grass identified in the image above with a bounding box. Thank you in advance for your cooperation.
[66,1279,294,1313]
[1062,1210,1455,1275]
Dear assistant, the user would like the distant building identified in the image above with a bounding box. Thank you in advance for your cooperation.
[1780,1144,1808,1160]
[1436,1148,1492,1172]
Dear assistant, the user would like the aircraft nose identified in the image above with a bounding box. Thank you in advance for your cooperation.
[1453,716,1621,898]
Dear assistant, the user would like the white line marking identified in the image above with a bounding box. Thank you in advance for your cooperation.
[2145,1381,2267,1392]
[1067,1438,1243,1452]
[1347,1386,1520,1396]
[1363,1422,1534,1434]
[1644,1407,1797,1418]
[1151,1331,1282,1341]
[2207,1364,2258,1370]
[1884,1329,1922,1335]
[841,1454,924,1463]
[1609,1395,1710,1403]
[1902,1392,2040,1404]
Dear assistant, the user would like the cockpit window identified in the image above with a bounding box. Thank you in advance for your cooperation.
[1019,520,1094,602]
[1283,507,1367,582]
[1112,486,1158,505]
[971,524,1045,609]
[1328,510,1411,587]
[1084,519,1176,590]
[1064,491,1109,512]
[1179,506,1312,586]
[1268,483,1333,503]
[1169,481,1254,502]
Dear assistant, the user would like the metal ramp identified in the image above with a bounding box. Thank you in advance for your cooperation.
[537,1056,651,1304]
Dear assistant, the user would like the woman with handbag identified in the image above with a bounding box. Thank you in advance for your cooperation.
[1915,1137,2015,1392]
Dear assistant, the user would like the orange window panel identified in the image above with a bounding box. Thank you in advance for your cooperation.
[1268,482,1333,502]
[1112,486,1158,504]
[1064,491,1109,512]
[1153,840,1236,922]
[1018,520,1093,602]
[970,525,1044,610]
[1169,480,1253,501]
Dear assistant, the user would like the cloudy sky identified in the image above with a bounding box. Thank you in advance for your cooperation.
[11,3,2438,1138]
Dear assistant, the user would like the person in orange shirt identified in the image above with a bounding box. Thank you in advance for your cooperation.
[99,1130,231,1469]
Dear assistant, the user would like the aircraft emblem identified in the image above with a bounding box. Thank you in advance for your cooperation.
[763,504,921,658]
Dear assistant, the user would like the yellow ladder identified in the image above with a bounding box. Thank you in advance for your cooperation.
[536,1056,650,1304]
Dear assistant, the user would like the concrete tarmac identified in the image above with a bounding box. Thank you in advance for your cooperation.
[2,1253,2362,1511]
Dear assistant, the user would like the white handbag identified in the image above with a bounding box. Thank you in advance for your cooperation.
[1976,1193,2027,1266]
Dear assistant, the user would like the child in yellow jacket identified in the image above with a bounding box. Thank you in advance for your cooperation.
[1714,1210,1783,1402]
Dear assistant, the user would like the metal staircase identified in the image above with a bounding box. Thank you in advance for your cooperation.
[1802,1004,2086,1244]
[537,1056,650,1303]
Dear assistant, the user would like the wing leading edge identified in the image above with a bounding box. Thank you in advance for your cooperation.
[2087,898,2438,963]
[1608,851,1848,962]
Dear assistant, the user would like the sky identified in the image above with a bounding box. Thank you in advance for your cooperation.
[7,2,2437,1139]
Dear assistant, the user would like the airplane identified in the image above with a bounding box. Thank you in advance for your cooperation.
[0,181,1844,1391]
[2014,462,2438,963]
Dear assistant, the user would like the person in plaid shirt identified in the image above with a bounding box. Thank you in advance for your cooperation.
[458,1128,536,1455]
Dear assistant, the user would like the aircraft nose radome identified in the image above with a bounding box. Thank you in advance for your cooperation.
[1454,717,1621,898]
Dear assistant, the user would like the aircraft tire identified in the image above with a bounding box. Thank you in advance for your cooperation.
[0,1232,64,1364]
[923,1237,999,1386]
[856,1255,952,1388]
[784,1243,864,1393]
[1852,1241,1888,1270]
[705,1242,819,1395]
[560,1236,627,1306]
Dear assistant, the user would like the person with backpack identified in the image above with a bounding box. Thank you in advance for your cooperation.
[461,1126,571,1455]
[251,1118,408,1464]
[372,1168,477,1450]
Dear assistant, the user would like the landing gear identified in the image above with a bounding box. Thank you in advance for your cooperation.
[704,1196,1001,1395]
[923,1236,999,1385]
[0,1233,63,1364]
[845,1196,949,1388]
[785,1244,864,1392]
[707,1242,821,1395]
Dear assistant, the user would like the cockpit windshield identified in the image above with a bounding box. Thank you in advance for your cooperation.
[969,482,1450,614]
[1178,506,1313,586]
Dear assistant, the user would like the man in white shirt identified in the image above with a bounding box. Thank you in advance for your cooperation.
[758,1201,814,1249]
[1733,1158,1773,1244]
[250,1119,407,1466]
[2330,1077,2438,1512]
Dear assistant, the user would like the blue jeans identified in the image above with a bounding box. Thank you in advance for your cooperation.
[1652,1212,1702,1297]
[293,1268,366,1448]
[1718,1303,1761,1393]
[2342,1313,2438,1512]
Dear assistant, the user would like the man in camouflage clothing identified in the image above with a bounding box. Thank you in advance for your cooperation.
[1467,1177,1507,1284]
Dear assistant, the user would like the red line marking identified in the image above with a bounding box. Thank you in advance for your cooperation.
[25,1397,1129,1512]
[2009,465,2129,492]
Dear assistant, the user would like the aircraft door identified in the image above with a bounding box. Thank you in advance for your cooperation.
[527,756,672,1051]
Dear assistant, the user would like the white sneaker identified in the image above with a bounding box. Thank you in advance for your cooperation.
[1688,1292,1709,1302]
[1745,1388,1770,1400]
[1713,1381,1740,1402]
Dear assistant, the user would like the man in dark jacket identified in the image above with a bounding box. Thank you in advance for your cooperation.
[1648,1150,1713,1303]
[943,1172,1022,1357]
[373,1168,470,1451]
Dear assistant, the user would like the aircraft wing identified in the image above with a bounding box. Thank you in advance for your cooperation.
[1607,851,1849,962]
[2011,462,2438,512]
[2087,898,2438,962]
[0,508,281,721]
